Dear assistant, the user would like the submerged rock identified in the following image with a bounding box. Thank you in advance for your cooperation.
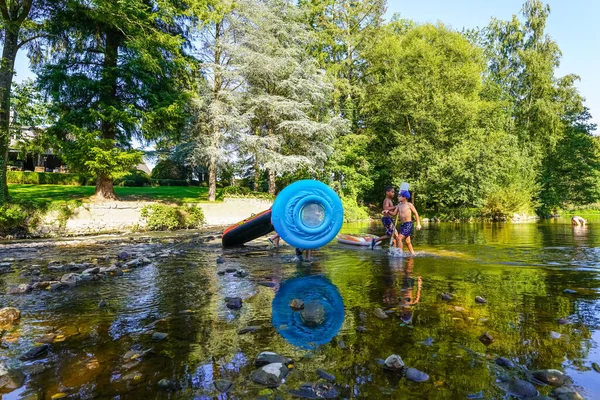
[592,362,600,373]
[225,297,242,310]
[495,357,515,369]
[234,269,248,278]
[532,369,573,386]
[250,363,289,387]
[289,382,338,399]
[289,299,305,310]
[255,352,292,367]
[441,292,453,301]
[216,256,225,264]
[258,281,276,287]
[152,332,168,341]
[238,326,260,334]
[8,284,32,295]
[478,332,494,346]
[19,344,49,361]
[0,365,25,392]
[550,331,562,339]
[214,379,233,393]
[497,378,538,398]
[374,308,388,320]
[60,273,81,285]
[405,367,429,382]
[383,354,404,371]
[475,296,487,304]
[557,318,570,325]
[301,301,326,327]
[157,378,174,391]
[0,307,21,326]
[563,289,577,294]
[550,385,584,400]
[316,369,336,382]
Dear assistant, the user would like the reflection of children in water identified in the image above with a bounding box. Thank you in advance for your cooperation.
[383,257,422,324]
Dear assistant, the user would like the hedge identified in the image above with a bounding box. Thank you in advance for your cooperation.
[7,171,94,186]
[150,179,189,187]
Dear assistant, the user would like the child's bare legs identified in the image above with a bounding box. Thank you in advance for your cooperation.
[397,234,405,251]
[405,236,415,255]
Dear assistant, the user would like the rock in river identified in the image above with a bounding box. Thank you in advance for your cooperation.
[383,354,404,372]
[289,299,305,310]
[532,369,573,386]
[19,344,49,361]
[255,351,292,367]
[152,332,168,341]
[316,369,336,382]
[405,367,429,382]
[475,296,487,304]
[478,332,494,346]
[250,363,289,387]
[441,292,453,301]
[0,307,21,326]
[214,379,233,393]
[225,297,242,310]
[495,357,515,369]
[289,382,338,399]
[300,301,326,327]
[550,385,584,400]
[497,378,538,398]
[374,308,388,320]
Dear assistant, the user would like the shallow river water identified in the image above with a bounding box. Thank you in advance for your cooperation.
[1,218,599,399]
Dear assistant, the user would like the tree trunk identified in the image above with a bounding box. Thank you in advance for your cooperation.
[95,173,117,201]
[254,157,260,191]
[95,29,121,201]
[0,27,19,204]
[268,169,276,195]
[208,156,216,201]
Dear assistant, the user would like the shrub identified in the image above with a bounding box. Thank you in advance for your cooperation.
[114,169,151,187]
[341,196,370,222]
[151,160,187,180]
[0,204,29,233]
[7,171,91,186]
[219,186,275,200]
[140,204,205,231]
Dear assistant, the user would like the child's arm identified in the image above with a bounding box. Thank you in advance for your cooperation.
[409,203,421,230]
[385,204,400,216]
[382,199,396,214]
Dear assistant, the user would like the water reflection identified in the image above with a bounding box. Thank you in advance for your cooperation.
[272,275,345,349]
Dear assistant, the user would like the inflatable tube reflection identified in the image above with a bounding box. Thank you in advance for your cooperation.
[272,275,345,349]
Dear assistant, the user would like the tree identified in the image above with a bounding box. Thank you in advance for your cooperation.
[35,0,192,200]
[238,0,343,195]
[0,0,54,203]
[186,0,244,201]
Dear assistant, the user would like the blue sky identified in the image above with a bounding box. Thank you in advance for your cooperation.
[12,0,599,129]
[385,0,599,129]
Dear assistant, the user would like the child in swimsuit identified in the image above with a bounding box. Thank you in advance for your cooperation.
[371,186,399,249]
[384,190,421,254]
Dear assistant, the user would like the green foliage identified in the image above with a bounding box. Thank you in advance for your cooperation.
[0,203,30,233]
[340,196,369,222]
[7,171,92,186]
[151,159,187,180]
[140,204,205,231]
[114,170,151,187]
[219,185,275,200]
[150,179,189,187]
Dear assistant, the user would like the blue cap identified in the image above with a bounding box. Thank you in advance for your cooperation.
[399,190,411,199]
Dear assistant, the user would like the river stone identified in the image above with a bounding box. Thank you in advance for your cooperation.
[563,289,577,294]
[216,256,225,264]
[532,369,573,386]
[289,382,338,399]
[1,307,22,326]
[592,362,600,373]
[0,366,25,392]
[118,251,130,260]
[497,378,538,398]
[234,269,248,278]
[50,282,70,291]
[225,297,242,309]
[374,308,388,320]
[250,363,289,387]
[157,379,174,390]
[225,267,237,273]
[61,273,81,285]
[290,299,305,310]
[8,284,32,295]
[255,352,292,367]
[214,379,233,393]
[550,331,562,339]
[495,357,515,369]
[258,281,276,287]
[98,299,107,308]
[441,292,453,301]
[19,344,49,361]
[238,326,260,334]
[478,332,494,346]
[405,367,429,382]
[557,318,570,325]
[316,369,336,382]
[383,354,404,371]
[475,296,487,304]
[550,386,584,400]
[152,332,168,341]
[0,262,11,268]
[300,301,326,327]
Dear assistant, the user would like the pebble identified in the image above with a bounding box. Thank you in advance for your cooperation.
[238,326,260,334]
[19,344,49,361]
[550,331,562,339]
[157,379,174,390]
[225,267,237,273]
[289,382,338,398]
[214,379,233,393]
[532,369,573,386]
[250,363,289,387]
[497,378,538,398]
[225,297,242,310]
[0,307,21,325]
[405,367,429,382]
[475,296,487,304]
[216,256,225,264]
[383,354,404,371]
[255,351,293,367]
[234,269,248,278]
[563,289,577,294]
[290,299,305,310]
[98,299,107,309]
[152,332,168,341]
[550,385,584,400]
[592,362,600,373]
[374,308,388,320]
[478,332,494,346]
[441,292,453,301]
[258,281,276,287]
[316,369,336,382]
[557,318,570,325]
[495,357,514,369]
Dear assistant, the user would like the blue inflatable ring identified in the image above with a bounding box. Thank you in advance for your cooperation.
[272,180,343,249]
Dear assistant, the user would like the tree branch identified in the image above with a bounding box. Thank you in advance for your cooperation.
[16,33,44,49]
[0,0,10,21]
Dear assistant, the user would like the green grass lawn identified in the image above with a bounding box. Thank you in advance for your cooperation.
[9,184,211,206]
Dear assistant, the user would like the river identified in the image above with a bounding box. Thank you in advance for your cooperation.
[0,218,599,399]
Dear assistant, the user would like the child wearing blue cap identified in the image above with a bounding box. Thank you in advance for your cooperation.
[384,189,421,254]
